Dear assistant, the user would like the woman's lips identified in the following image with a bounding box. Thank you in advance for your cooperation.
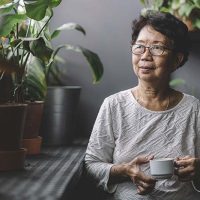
[139,66,155,73]
[139,66,155,69]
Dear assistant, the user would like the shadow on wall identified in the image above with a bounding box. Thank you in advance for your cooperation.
[172,44,200,100]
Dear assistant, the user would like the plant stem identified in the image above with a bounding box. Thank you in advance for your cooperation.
[36,10,53,38]
[21,19,31,67]
[35,10,53,85]
[22,51,30,71]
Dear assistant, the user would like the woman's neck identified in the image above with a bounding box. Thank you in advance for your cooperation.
[133,83,172,111]
[136,83,171,101]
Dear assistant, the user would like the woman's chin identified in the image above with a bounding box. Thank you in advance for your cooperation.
[137,73,158,82]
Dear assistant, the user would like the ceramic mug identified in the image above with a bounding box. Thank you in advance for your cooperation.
[150,158,174,179]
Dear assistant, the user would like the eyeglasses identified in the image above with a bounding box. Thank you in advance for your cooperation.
[131,44,173,56]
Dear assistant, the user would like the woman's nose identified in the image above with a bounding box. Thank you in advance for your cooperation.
[141,48,152,59]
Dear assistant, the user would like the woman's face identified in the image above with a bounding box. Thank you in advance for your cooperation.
[132,25,179,84]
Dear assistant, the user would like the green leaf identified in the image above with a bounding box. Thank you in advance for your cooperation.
[0,14,27,36]
[193,0,200,8]
[178,3,195,17]
[80,46,104,83]
[24,0,49,20]
[24,0,61,20]
[48,0,62,7]
[0,4,13,14]
[139,0,146,6]
[30,12,52,39]
[0,0,19,8]
[169,78,186,87]
[160,7,170,13]
[25,57,47,100]
[47,63,63,85]
[0,0,12,5]
[29,37,53,64]
[11,37,44,56]
[171,0,181,10]
[51,23,86,39]
[48,44,103,83]
[153,0,163,10]
[194,18,200,28]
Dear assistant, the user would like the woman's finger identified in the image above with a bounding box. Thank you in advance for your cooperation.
[136,184,154,195]
[136,185,143,194]
[177,155,191,160]
[175,159,192,167]
[175,165,196,182]
[138,171,157,184]
[137,185,149,195]
[178,166,194,174]
[137,180,150,189]
[134,155,154,165]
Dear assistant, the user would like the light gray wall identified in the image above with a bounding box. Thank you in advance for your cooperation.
[51,0,200,138]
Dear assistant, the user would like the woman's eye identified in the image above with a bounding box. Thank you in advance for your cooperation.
[152,46,163,50]
[152,46,159,49]
[136,45,143,49]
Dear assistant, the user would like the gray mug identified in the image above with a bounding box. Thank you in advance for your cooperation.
[150,158,174,180]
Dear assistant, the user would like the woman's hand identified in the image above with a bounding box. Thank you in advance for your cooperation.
[175,156,200,182]
[126,155,156,195]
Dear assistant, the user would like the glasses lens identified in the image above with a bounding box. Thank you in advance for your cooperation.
[150,45,164,56]
[132,44,144,55]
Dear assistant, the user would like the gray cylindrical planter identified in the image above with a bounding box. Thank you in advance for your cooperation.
[40,86,81,146]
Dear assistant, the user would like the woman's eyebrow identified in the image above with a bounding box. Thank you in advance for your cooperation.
[136,40,168,45]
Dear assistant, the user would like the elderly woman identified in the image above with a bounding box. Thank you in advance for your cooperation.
[84,11,200,199]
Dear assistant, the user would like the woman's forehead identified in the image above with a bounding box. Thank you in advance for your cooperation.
[136,25,172,45]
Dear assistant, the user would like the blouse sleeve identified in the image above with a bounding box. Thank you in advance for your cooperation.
[192,100,200,192]
[84,97,117,193]
[195,102,200,157]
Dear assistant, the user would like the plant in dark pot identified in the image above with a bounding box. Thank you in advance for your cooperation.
[0,2,29,169]
[0,0,103,148]
[39,41,103,146]
[0,0,49,155]
[32,11,104,146]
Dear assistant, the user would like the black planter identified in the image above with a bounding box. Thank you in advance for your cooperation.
[40,86,81,146]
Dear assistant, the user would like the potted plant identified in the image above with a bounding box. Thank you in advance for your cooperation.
[0,1,103,152]
[139,0,200,31]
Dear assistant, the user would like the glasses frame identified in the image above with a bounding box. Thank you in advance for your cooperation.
[131,44,173,56]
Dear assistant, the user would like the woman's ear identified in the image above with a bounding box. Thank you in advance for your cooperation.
[177,53,184,67]
[172,53,184,71]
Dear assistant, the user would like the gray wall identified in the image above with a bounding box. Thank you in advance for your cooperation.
[51,0,200,138]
